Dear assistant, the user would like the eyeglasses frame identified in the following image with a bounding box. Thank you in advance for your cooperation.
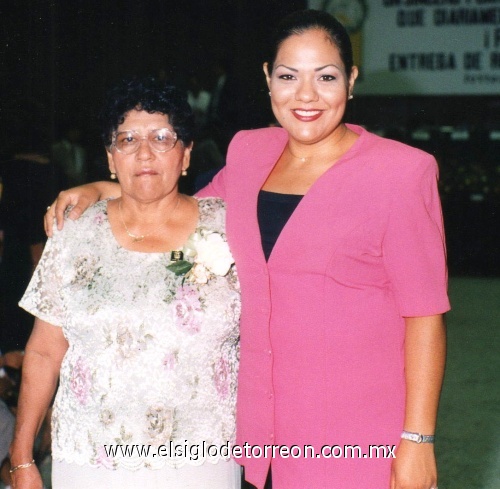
[111,127,179,155]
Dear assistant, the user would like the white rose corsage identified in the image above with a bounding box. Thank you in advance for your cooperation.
[166,228,234,284]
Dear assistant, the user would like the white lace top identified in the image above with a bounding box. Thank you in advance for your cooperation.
[20,198,240,470]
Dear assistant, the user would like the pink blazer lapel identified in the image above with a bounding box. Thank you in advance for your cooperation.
[225,128,288,266]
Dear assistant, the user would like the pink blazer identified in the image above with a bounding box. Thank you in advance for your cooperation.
[198,124,450,489]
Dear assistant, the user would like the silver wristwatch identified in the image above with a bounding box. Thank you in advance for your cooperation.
[401,430,435,444]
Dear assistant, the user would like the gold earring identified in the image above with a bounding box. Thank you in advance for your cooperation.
[181,169,187,176]
[110,172,117,180]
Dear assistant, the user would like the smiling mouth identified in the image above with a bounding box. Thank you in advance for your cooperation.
[294,109,321,116]
[292,109,322,121]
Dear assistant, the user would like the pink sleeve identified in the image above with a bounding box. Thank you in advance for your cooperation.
[195,165,227,199]
[383,157,450,317]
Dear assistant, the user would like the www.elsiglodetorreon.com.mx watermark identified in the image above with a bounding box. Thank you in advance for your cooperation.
[104,442,397,461]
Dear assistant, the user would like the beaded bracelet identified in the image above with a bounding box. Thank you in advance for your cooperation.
[9,460,35,473]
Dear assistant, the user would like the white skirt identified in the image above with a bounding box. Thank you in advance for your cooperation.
[52,458,241,489]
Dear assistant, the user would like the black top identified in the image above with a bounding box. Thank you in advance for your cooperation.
[257,190,303,261]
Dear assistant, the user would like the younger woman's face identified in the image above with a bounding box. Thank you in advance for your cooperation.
[264,28,358,146]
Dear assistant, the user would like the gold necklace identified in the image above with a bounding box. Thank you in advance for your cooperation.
[118,197,180,242]
[287,125,349,163]
[287,147,308,163]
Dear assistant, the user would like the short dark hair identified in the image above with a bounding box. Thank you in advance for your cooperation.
[267,9,354,77]
[100,76,195,148]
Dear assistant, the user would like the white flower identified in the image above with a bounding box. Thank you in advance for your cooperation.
[194,233,234,276]
[171,230,234,282]
[189,263,210,284]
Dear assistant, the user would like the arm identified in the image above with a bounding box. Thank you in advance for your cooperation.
[45,181,121,237]
[391,314,446,489]
[10,319,68,489]
[195,164,227,199]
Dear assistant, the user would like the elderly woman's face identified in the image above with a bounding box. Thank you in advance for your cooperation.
[107,109,191,202]
[264,29,357,145]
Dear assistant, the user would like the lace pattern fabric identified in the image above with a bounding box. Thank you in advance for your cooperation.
[20,198,240,470]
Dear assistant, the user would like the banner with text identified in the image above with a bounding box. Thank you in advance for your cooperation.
[310,0,500,95]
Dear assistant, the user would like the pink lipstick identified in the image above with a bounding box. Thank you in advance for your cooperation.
[291,109,322,122]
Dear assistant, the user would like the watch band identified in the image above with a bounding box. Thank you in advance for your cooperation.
[401,430,435,444]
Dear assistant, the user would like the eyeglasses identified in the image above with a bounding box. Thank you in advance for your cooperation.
[112,128,178,154]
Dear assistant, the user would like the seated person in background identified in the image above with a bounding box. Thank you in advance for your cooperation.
[0,349,24,488]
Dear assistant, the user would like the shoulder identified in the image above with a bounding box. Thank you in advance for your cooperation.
[66,199,108,226]
[196,197,227,234]
[228,127,288,152]
[350,124,438,182]
[53,200,109,241]
[225,128,288,177]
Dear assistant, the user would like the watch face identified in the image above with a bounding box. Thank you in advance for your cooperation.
[323,0,367,33]
[402,432,420,442]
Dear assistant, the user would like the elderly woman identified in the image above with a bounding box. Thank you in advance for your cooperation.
[10,77,241,489]
[46,10,449,489]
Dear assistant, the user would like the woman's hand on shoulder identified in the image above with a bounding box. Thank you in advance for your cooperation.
[390,440,437,489]
[45,181,121,237]
[10,464,43,489]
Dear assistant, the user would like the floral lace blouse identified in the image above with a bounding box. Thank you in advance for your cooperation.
[20,198,240,470]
